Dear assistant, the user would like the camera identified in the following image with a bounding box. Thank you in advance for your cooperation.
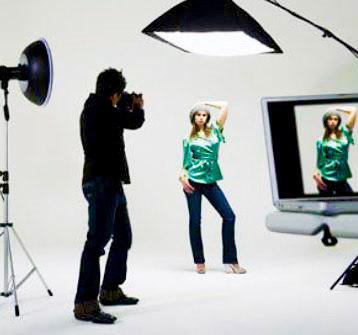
[117,91,142,111]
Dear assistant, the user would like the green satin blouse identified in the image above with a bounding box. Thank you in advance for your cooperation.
[182,122,225,184]
[316,125,354,181]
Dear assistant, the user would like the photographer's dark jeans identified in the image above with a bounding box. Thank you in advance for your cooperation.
[75,177,132,304]
[184,181,238,264]
[318,178,354,196]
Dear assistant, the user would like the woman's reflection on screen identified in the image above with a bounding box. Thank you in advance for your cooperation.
[313,106,357,196]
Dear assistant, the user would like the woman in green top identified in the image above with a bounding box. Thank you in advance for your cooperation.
[179,101,246,275]
[313,106,357,195]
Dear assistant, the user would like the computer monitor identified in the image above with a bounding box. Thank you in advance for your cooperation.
[261,93,358,203]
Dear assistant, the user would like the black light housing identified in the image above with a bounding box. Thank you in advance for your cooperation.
[0,39,53,106]
[143,0,358,59]
[142,0,282,56]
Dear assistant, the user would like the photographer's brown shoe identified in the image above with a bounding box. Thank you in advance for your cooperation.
[99,287,139,306]
[74,300,117,324]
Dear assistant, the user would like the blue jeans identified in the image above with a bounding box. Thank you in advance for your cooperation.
[75,177,132,303]
[318,178,354,196]
[184,181,238,264]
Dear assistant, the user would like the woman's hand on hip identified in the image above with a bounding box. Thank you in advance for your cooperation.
[180,177,195,194]
[313,172,327,190]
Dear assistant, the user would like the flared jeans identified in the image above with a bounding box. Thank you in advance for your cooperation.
[184,181,238,264]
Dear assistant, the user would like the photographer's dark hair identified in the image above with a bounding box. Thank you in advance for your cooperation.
[96,68,126,98]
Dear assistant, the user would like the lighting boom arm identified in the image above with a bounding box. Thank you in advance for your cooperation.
[263,0,358,58]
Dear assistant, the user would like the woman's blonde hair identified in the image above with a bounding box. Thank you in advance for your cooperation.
[190,123,211,139]
[189,105,211,138]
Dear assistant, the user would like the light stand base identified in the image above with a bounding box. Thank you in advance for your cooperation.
[1,292,12,297]
[330,255,358,290]
[1,224,53,316]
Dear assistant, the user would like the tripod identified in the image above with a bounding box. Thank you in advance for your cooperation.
[0,79,53,317]
[330,255,358,290]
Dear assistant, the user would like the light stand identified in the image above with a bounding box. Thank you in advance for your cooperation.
[330,256,358,290]
[0,39,54,316]
[258,1,358,288]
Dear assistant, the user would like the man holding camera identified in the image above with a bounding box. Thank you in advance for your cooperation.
[74,68,145,324]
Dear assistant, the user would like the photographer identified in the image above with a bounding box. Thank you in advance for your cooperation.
[74,68,145,324]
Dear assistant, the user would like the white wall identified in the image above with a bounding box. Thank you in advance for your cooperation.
[0,0,358,262]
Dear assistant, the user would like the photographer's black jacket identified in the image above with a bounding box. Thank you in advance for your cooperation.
[80,93,145,185]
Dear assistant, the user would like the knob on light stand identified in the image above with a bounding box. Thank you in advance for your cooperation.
[0,39,54,317]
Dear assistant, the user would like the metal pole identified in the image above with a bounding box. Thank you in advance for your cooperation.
[2,86,9,295]
[6,227,20,316]
[0,81,21,317]
[0,82,52,316]
[263,0,358,58]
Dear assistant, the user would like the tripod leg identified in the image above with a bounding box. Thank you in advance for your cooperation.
[2,227,10,296]
[6,229,20,316]
[11,227,53,296]
[330,256,358,290]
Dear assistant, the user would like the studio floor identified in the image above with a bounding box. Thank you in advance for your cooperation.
[1,245,358,335]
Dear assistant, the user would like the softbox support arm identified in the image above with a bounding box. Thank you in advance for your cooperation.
[263,0,358,58]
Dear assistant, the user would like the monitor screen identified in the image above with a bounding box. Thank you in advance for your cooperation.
[262,93,358,200]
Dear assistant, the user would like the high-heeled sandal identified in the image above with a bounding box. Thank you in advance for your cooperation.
[225,264,247,274]
[196,263,206,274]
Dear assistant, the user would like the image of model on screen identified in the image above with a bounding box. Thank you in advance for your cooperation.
[313,106,357,196]
[179,101,246,275]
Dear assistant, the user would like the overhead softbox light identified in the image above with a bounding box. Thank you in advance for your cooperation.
[143,0,358,58]
[0,39,53,106]
[142,0,282,56]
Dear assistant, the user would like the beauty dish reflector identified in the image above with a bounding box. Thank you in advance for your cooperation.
[19,39,53,106]
[0,39,53,106]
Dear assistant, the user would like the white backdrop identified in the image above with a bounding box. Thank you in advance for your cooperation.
[0,0,357,263]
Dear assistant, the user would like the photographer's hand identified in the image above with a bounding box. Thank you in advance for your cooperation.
[132,93,144,110]
[120,92,145,129]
